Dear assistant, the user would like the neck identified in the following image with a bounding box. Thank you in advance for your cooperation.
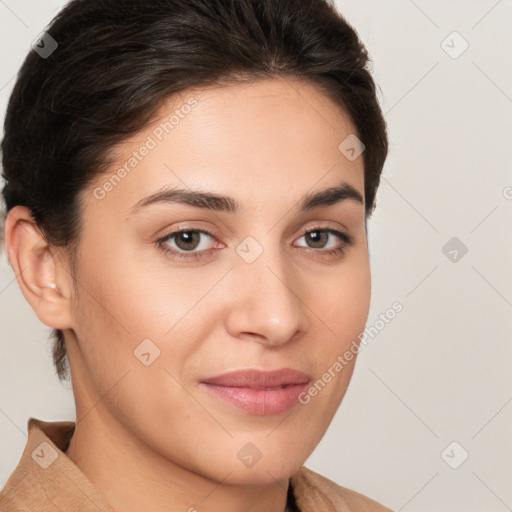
[65,410,292,512]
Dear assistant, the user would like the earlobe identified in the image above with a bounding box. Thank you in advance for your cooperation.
[4,205,74,330]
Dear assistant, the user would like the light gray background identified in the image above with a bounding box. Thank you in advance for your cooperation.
[1,1,511,510]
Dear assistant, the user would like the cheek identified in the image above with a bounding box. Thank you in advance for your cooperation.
[69,236,217,403]
[339,248,371,323]
[308,252,371,339]
[74,233,198,339]
[302,254,371,402]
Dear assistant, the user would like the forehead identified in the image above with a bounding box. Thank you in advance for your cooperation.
[87,77,365,216]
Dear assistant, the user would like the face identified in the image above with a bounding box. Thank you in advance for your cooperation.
[65,77,370,485]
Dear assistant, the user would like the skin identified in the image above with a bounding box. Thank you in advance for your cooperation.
[5,77,371,512]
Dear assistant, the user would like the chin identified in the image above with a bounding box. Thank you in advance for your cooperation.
[192,445,304,486]
[223,462,299,486]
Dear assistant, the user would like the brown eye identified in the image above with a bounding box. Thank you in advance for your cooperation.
[293,227,353,258]
[304,229,329,249]
[156,228,217,260]
[173,231,202,251]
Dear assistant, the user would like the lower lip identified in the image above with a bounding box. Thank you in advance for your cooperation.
[199,382,310,415]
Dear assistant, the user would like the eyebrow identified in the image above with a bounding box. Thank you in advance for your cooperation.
[129,180,364,216]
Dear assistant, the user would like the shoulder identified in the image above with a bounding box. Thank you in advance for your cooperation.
[290,465,394,512]
[0,452,36,512]
[0,417,112,511]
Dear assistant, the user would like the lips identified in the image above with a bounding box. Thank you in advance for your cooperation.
[199,368,312,415]
[200,368,312,388]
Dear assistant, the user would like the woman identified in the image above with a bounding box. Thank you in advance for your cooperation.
[0,0,392,510]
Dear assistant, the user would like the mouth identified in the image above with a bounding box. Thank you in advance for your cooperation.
[199,368,311,415]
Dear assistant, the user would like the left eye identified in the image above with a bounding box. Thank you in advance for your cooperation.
[156,227,352,260]
[295,228,350,251]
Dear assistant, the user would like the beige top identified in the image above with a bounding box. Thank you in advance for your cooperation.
[0,417,393,511]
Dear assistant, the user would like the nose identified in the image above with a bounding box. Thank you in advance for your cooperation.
[223,241,309,347]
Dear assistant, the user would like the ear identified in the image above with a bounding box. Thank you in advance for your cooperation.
[3,205,74,330]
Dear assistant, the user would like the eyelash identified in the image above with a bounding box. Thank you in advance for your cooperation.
[156,227,353,261]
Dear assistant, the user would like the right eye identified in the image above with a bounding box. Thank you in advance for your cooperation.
[156,228,219,260]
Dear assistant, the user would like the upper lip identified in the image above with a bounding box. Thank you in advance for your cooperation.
[200,368,312,388]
